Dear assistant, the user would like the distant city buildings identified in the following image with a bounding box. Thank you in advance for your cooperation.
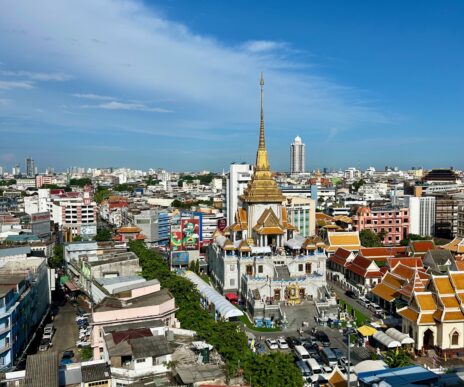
[225,163,253,226]
[290,135,305,174]
[406,196,436,237]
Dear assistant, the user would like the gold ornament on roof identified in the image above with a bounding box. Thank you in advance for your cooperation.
[241,74,285,204]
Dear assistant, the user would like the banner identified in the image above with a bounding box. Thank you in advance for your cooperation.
[181,219,200,250]
[171,251,189,266]
[170,225,182,251]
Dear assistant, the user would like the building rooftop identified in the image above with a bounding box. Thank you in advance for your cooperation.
[24,351,59,387]
[81,362,111,383]
[94,288,173,312]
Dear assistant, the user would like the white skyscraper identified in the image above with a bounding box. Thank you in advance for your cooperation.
[225,163,254,225]
[406,196,436,237]
[290,135,305,173]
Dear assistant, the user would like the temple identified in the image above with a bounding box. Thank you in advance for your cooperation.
[208,75,327,318]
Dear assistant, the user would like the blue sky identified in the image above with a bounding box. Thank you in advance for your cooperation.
[0,0,463,172]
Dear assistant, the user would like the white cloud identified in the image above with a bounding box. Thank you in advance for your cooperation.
[0,0,387,135]
[83,101,172,113]
[72,93,115,100]
[2,70,72,81]
[242,40,288,53]
[0,80,34,90]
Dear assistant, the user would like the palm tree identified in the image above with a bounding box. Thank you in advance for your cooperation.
[384,348,412,368]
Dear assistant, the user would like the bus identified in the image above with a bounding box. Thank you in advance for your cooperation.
[320,347,338,367]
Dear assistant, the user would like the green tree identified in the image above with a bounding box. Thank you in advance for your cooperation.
[128,240,303,387]
[360,229,382,247]
[94,228,112,242]
[69,178,92,187]
[351,179,365,192]
[80,347,93,361]
[49,245,64,268]
[384,348,412,368]
[94,188,111,204]
[73,235,82,242]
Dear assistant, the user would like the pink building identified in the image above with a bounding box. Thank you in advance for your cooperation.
[91,280,178,359]
[353,206,410,245]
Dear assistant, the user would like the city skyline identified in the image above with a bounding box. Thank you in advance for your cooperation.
[1,1,463,171]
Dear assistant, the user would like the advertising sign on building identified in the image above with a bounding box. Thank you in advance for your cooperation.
[217,218,227,232]
[171,251,189,266]
[181,219,200,250]
[170,225,182,251]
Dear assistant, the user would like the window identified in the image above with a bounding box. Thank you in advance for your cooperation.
[230,278,235,286]
[136,358,146,363]
[452,331,459,346]
[298,264,303,272]
[258,265,263,273]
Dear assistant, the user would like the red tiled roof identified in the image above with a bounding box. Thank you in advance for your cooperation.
[112,328,152,344]
[388,257,423,269]
[334,248,352,260]
[360,247,407,258]
[351,254,372,270]
[411,240,435,253]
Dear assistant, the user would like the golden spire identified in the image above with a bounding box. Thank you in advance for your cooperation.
[255,73,271,172]
[241,74,284,204]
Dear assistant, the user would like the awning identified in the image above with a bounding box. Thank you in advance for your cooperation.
[385,328,414,345]
[183,271,244,320]
[64,280,80,292]
[357,325,377,337]
[372,331,401,348]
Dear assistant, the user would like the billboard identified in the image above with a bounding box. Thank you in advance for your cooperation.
[170,225,182,251]
[181,219,200,250]
[171,251,189,266]
[217,218,227,232]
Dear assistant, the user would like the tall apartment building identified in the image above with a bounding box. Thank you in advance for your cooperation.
[406,196,436,237]
[432,193,464,239]
[290,136,305,173]
[225,163,253,225]
[458,206,464,238]
[25,157,35,178]
[353,206,410,245]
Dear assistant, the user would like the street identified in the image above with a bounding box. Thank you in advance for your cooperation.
[52,301,81,362]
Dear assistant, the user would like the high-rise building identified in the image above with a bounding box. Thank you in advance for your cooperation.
[406,196,436,237]
[225,163,253,225]
[25,156,35,177]
[12,164,20,176]
[290,135,305,173]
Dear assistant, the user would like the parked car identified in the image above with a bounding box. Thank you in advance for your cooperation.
[76,316,88,322]
[369,304,384,316]
[44,323,54,335]
[357,297,371,308]
[286,337,302,349]
[339,356,353,368]
[60,357,73,366]
[314,332,330,347]
[266,339,278,350]
[277,337,289,349]
[331,348,344,361]
[344,290,357,298]
[62,350,74,359]
[76,340,91,348]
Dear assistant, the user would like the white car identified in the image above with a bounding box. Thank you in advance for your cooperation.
[369,304,384,316]
[266,339,278,350]
[339,357,353,367]
[76,340,91,348]
[277,338,289,349]
[357,297,371,308]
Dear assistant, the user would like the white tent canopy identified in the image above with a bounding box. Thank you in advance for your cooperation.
[251,246,272,254]
[372,331,401,348]
[285,235,306,250]
[385,328,415,345]
[183,271,244,320]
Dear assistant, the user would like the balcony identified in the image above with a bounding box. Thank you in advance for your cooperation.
[0,343,11,353]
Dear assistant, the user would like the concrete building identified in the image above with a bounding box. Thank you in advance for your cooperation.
[458,206,464,238]
[432,193,464,239]
[0,258,50,370]
[406,196,436,237]
[284,196,315,237]
[225,163,253,226]
[290,135,305,174]
[353,206,410,245]
[25,157,35,178]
